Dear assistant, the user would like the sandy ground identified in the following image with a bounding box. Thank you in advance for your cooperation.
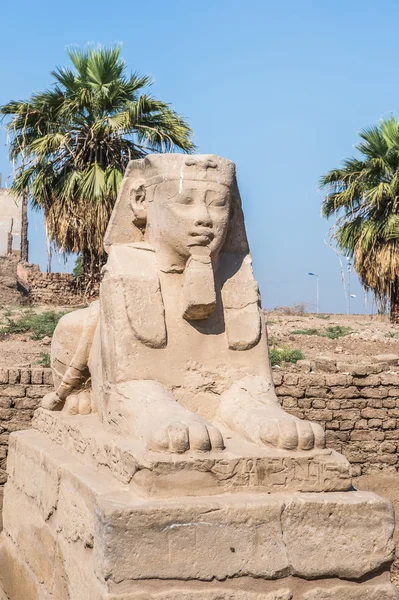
[265,311,399,363]
[1,305,399,585]
[0,305,70,368]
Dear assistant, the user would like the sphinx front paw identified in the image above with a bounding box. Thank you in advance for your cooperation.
[147,419,224,454]
[259,414,325,450]
[42,392,64,411]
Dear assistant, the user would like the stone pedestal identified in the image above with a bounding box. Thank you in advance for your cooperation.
[0,414,398,600]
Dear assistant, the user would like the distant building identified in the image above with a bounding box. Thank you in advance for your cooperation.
[0,188,22,257]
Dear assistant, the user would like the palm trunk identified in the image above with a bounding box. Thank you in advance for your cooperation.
[20,190,29,262]
[390,283,399,323]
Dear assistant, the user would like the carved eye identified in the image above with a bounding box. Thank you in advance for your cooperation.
[206,191,228,207]
[176,195,194,205]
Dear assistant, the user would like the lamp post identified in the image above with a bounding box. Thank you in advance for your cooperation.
[308,272,319,314]
[346,257,352,315]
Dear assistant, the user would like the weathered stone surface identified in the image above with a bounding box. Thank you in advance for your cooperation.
[373,354,399,366]
[1,428,397,600]
[302,581,398,599]
[1,154,397,599]
[33,410,351,495]
[281,491,395,579]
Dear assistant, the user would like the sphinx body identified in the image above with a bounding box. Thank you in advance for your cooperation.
[43,154,324,453]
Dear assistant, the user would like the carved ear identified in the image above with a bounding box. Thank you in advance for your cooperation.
[130,180,147,226]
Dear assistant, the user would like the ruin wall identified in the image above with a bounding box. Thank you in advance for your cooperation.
[0,364,398,496]
[16,262,85,306]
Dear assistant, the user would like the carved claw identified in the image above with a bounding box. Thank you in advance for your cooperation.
[148,420,224,454]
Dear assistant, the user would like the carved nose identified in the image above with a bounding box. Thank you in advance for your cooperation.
[194,215,212,227]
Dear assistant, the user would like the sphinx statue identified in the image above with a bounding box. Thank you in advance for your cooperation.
[2,154,397,600]
[42,153,324,453]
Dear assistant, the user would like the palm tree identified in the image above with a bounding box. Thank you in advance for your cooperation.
[1,45,195,289]
[320,117,399,322]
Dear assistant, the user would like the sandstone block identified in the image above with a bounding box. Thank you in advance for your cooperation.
[314,357,337,372]
[353,375,381,386]
[0,370,8,385]
[298,374,325,387]
[369,419,383,428]
[340,420,355,431]
[380,373,399,386]
[338,364,382,376]
[296,359,311,372]
[30,369,43,385]
[332,409,360,421]
[19,370,31,385]
[272,373,283,386]
[351,431,385,442]
[282,491,394,579]
[354,419,368,429]
[326,399,341,410]
[325,374,353,386]
[26,385,52,399]
[302,581,398,599]
[362,387,389,399]
[312,399,326,408]
[382,398,396,408]
[42,369,54,386]
[278,386,304,398]
[3,481,56,589]
[361,407,388,419]
[7,370,19,385]
[304,409,332,421]
[382,419,397,430]
[0,386,25,398]
[332,386,360,399]
[373,354,399,365]
[305,387,329,398]
[380,441,397,453]
[281,398,299,409]
[283,374,298,386]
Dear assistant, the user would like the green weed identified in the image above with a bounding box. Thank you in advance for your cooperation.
[291,326,352,340]
[269,348,305,366]
[291,328,321,336]
[0,310,68,340]
[35,352,51,368]
[324,325,352,339]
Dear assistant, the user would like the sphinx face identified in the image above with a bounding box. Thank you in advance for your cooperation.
[147,179,231,267]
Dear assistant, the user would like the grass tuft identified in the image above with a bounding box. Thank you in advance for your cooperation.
[0,310,68,340]
[291,328,320,336]
[35,352,51,368]
[269,348,305,366]
[291,325,352,340]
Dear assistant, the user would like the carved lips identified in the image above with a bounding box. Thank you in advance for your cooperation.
[188,228,215,246]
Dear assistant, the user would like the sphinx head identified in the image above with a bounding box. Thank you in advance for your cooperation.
[104,154,249,319]
[129,155,234,271]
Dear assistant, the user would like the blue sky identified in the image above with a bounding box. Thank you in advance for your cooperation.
[0,0,398,313]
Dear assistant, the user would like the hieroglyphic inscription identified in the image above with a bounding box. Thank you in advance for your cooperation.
[33,409,350,495]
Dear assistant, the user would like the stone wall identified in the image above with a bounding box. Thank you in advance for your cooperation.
[273,365,399,476]
[0,364,398,496]
[16,262,85,306]
[0,368,52,496]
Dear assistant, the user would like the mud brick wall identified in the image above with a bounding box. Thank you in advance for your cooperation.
[0,368,52,494]
[273,367,399,476]
[0,365,399,493]
[16,262,86,306]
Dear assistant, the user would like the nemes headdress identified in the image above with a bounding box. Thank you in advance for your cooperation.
[103,154,259,348]
[104,154,248,253]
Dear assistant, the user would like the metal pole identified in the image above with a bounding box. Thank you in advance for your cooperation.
[316,276,319,314]
[347,259,352,315]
